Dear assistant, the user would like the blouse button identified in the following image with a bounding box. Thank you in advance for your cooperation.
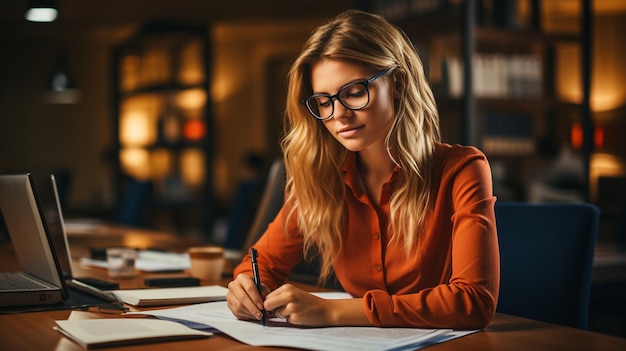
[374,233,380,240]
[375,264,382,272]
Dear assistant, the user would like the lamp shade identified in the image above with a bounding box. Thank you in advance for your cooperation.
[25,0,58,22]
[43,50,81,104]
[47,58,75,92]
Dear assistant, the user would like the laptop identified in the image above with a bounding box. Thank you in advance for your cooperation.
[28,174,118,302]
[0,174,68,308]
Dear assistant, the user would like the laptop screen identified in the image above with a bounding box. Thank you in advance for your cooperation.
[0,174,67,298]
[29,174,73,281]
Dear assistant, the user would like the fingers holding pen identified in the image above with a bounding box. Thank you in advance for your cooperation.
[226,273,268,321]
[226,274,263,319]
[264,284,296,318]
[264,283,328,326]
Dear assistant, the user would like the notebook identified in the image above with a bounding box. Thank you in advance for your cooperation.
[0,174,67,308]
[28,174,118,302]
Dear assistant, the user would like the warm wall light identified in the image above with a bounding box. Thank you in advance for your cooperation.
[139,49,170,86]
[120,111,156,147]
[176,89,206,111]
[179,39,205,85]
[120,148,151,180]
[119,94,161,146]
[25,0,58,22]
[590,152,625,201]
[591,16,626,112]
[180,148,205,188]
[150,149,173,180]
[556,43,582,104]
[120,55,141,92]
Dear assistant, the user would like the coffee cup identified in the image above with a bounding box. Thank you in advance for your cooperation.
[188,246,225,282]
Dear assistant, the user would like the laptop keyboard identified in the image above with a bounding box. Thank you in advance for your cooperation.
[0,272,50,291]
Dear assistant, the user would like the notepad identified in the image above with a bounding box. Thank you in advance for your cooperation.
[112,285,228,307]
[54,318,211,349]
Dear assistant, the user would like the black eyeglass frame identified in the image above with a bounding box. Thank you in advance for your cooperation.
[301,67,393,120]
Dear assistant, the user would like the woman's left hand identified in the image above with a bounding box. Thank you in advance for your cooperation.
[263,284,337,326]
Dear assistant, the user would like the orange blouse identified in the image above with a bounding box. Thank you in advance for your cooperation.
[234,143,499,329]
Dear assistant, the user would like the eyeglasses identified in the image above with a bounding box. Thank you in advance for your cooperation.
[301,67,392,120]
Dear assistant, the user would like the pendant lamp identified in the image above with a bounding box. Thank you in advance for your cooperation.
[25,0,58,23]
[43,50,81,104]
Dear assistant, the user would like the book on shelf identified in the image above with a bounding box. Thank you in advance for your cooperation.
[54,318,211,349]
[482,112,535,156]
[442,54,542,99]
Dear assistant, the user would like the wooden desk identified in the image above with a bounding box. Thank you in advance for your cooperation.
[2,304,626,351]
[2,223,626,351]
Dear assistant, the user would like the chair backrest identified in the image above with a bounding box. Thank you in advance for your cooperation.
[237,159,341,289]
[116,178,153,227]
[241,159,286,253]
[495,201,600,329]
[223,180,263,250]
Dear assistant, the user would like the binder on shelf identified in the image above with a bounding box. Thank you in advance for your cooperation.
[482,113,535,156]
[442,54,542,99]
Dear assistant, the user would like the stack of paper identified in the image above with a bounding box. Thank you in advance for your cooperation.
[127,293,478,351]
[112,285,228,307]
[54,292,477,350]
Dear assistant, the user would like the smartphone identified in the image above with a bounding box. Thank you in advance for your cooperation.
[144,277,201,288]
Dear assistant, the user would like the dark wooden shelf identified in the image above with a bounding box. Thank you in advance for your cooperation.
[436,96,581,112]
[379,0,591,202]
[120,83,206,97]
[113,23,215,237]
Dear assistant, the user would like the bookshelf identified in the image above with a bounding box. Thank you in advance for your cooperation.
[368,0,592,201]
[113,23,215,237]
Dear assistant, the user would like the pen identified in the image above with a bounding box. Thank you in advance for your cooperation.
[249,247,266,326]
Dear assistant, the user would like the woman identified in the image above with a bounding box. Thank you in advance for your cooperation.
[226,9,499,329]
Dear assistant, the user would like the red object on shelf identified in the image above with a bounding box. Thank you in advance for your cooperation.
[183,119,205,141]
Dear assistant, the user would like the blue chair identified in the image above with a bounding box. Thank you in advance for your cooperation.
[223,180,263,250]
[116,178,153,227]
[495,201,600,329]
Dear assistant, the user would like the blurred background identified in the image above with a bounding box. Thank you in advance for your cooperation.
[1,0,626,338]
[0,0,624,246]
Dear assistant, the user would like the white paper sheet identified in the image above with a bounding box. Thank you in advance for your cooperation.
[126,293,478,351]
[80,250,191,272]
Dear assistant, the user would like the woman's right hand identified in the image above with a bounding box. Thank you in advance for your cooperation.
[226,273,270,321]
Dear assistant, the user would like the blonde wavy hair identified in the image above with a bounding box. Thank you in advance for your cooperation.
[282,9,441,282]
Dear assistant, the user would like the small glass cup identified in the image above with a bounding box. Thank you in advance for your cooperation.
[106,247,137,278]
